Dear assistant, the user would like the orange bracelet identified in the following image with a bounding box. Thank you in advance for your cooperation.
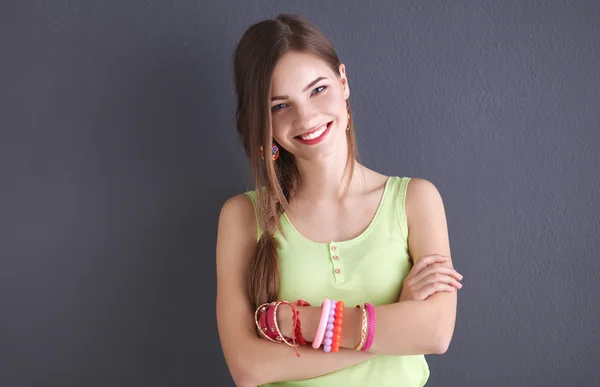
[331,300,344,352]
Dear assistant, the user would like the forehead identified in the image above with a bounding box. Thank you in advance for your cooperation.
[270,51,335,93]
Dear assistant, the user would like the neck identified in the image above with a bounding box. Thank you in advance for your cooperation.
[293,152,364,202]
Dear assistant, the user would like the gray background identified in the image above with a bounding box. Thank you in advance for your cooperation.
[1,0,599,386]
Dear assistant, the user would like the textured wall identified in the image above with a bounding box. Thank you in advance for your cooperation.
[1,1,599,386]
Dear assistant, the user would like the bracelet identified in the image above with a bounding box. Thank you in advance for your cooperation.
[272,301,295,347]
[331,300,344,352]
[362,302,376,352]
[254,303,278,343]
[323,300,336,352]
[254,300,306,358]
[293,300,311,346]
[312,299,331,349]
[266,301,282,341]
[354,304,368,351]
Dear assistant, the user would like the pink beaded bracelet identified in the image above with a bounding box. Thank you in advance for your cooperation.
[362,302,376,352]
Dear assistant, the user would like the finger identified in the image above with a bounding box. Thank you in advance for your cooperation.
[411,263,462,284]
[409,263,454,283]
[431,282,458,293]
[417,283,456,300]
[407,254,450,279]
[414,273,463,291]
[429,273,462,289]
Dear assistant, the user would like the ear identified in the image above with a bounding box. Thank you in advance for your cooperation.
[338,63,350,100]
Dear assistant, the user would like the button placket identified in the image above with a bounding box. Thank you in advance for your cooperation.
[329,242,345,284]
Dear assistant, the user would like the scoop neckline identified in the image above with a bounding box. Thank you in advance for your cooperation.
[281,176,394,246]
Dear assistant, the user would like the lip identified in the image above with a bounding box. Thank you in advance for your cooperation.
[294,121,332,146]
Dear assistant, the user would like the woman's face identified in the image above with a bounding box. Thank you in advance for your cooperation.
[269,51,350,161]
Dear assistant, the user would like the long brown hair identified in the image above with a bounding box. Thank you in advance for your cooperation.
[233,14,358,309]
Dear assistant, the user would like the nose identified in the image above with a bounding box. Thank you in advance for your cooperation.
[294,103,319,132]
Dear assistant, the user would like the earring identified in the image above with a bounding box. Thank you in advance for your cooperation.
[260,143,280,161]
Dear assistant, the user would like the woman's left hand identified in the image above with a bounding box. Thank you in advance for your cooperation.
[399,254,463,302]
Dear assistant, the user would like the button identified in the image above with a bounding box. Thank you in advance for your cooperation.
[332,255,339,260]
[331,245,337,251]
[334,268,341,274]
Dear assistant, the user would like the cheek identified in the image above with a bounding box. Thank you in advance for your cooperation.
[322,94,347,122]
[322,91,343,111]
[271,119,294,148]
[270,116,287,139]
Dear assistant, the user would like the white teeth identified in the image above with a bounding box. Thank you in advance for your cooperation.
[299,123,328,140]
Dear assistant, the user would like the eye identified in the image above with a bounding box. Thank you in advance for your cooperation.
[312,85,327,94]
[271,103,286,112]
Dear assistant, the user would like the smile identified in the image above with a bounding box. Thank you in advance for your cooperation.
[294,121,332,145]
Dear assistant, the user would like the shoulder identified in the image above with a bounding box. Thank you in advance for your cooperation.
[405,177,442,202]
[404,178,446,229]
[220,192,255,216]
[404,178,451,261]
[218,193,258,242]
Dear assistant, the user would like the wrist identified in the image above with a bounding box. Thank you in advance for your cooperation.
[276,303,294,338]
[277,305,322,343]
[275,302,362,350]
[308,302,362,350]
[300,306,320,343]
[339,305,361,349]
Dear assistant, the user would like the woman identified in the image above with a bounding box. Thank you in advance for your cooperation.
[216,14,463,387]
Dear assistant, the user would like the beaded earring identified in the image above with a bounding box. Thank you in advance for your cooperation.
[260,143,280,161]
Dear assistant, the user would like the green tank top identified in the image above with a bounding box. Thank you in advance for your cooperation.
[245,176,430,387]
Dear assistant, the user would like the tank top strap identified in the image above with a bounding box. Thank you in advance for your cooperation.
[244,190,263,241]
[375,176,411,240]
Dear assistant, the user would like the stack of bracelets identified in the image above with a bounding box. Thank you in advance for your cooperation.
[254,298,376,357]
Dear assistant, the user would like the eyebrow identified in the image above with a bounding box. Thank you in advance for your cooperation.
[270,76,328,102]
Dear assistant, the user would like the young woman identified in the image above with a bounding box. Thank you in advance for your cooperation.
[216,14,463,387]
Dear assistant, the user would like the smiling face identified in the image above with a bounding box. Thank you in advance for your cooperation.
[269,51,350,161]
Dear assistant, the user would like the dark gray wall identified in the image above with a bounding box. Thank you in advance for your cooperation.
[1,1,599,386]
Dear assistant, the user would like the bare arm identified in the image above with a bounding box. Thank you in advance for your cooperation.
[277,178,459,355]
[391,177,458,353]
[216,194,375,387]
